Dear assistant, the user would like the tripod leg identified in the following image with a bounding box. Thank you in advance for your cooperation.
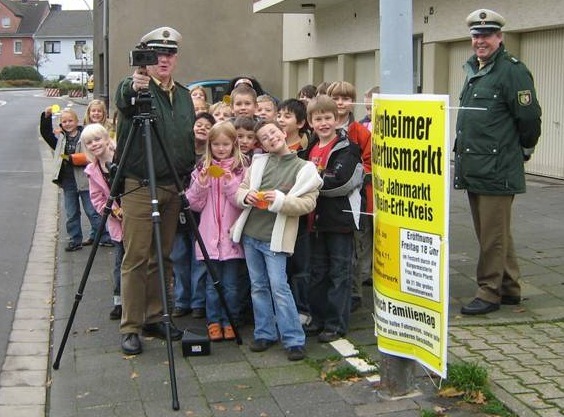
[151,125,243,345]
[53,120,139,370]
[140,118,179,410]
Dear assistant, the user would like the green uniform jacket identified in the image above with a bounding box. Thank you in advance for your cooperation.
[115,77,196,185]
[454,44,541,195]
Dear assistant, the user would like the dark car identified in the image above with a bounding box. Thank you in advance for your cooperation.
[186,79,230,104]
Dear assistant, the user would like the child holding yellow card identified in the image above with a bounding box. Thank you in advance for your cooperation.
[185,121,247,341]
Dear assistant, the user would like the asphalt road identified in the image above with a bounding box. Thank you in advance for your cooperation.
[0,89,81,368]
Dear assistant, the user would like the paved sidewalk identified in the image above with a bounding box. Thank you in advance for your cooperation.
[2,142,564,416]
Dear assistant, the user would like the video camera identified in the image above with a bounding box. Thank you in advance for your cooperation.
[129,43,158,67]
[128,43,156,114]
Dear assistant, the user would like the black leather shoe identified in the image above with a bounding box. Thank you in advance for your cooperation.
[142,322,183,341]
[121,333,142,355]
[172,307,191,318]
[109,305,122,320]
[318,331,342,343]
[501,295,521,305]
[64,242,83,252]
[460,298,500,315]
[303,323,322,337]
[249,339,276,352]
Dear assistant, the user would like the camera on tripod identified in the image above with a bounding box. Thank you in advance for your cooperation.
[128,43,156,115]
[129,44,158,67]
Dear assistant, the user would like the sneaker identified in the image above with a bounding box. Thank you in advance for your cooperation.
[223,325,236,340]
[298,313,312,326]
[286,346,306,361]
[172,307,191,318]
[65,242,83,252]
[207,323,223,342]
[249,338,276,352]
[109,305,122,320]
[191,308,205,319]
[82,238,94,246]
[318,331,342,343]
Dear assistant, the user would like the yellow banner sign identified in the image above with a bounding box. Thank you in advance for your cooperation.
[372,94,450,378]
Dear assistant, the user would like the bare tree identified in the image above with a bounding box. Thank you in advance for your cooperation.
[26,45,49,71]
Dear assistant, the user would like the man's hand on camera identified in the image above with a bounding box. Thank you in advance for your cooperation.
[132,69,151,92]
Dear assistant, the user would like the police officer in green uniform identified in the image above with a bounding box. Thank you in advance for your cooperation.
[115,27,196,354]
[455,9,542,315]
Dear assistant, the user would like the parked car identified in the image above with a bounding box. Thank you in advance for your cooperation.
[186,79,230,104]
[63,71,89,85]
[87,75,94,92]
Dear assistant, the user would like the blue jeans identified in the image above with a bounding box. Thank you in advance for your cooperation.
[242,235,305,349]
[205,259,239,326]
[309,231,353,335]
[171,231,206,310]
[61,176,109,244]
[112,240,124,303]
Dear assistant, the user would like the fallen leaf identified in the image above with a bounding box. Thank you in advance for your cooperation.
[130,371,139,379]
[213,404,227,411]
[208,165,225,178]
[259,413,269,417]
[469,390,487,404]
[438,386,465,398]
[233,404,244,411]
[85,327,99,333]
[185,411,195,416]
[235,384,251,389]
[433,405,448,415]
[512,307,526,313]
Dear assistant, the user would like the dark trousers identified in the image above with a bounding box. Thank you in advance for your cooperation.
[287,230,311,316]
[309,231,353,335]
[467,192,521,303]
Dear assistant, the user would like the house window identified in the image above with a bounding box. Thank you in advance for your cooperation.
[14,40,22,54]
[44,41,61,54]
[1,17,10,28]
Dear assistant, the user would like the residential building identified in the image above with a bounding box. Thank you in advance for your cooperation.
[254,0,564,179]
[34,5,93,80]
[0,0,50,69]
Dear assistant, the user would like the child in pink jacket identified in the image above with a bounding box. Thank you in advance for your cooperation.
[186,121,247,341]
[82,123,124,320]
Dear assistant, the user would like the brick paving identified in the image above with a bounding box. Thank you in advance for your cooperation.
[1,133,564,416]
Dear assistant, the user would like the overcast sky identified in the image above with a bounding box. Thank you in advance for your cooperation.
[52,0,93,10]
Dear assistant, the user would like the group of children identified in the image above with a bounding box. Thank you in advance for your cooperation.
[175,80,373,361]
[41,78,374,362]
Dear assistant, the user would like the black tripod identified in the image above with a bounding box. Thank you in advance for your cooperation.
[52,90,242,411]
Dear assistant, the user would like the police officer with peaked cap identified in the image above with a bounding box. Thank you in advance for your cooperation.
[454,10,542,315]
[114,27,196,354]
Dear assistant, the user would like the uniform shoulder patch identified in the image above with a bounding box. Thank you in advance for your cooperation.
[518,90,532,106]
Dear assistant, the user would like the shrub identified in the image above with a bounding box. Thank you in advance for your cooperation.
[3,79,41,87]
[0,66,43,81]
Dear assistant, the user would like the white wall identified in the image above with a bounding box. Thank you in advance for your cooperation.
[35,38,93,79]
